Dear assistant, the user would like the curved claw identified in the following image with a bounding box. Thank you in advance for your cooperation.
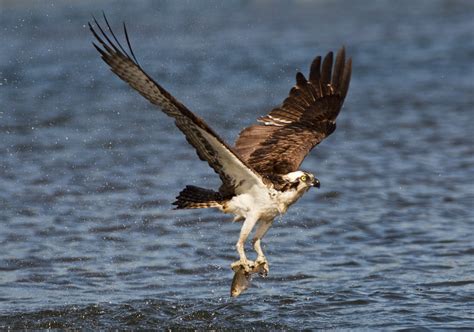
[230,257,270,297]
[231,259,255,273]
[255,257,269,277]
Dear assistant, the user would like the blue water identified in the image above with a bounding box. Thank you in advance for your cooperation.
[1,0,473,329]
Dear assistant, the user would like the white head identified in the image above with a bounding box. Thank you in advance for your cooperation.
[283,170,320,192]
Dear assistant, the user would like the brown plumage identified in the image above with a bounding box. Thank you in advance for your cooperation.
[90,15,351,197]
[235,48,352,175]
[89,15,267,198]
[173,186,225,209]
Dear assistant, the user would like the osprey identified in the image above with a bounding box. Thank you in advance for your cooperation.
[90,16,351,297]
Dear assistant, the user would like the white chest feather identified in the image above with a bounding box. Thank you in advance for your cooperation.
[224,185,307,221]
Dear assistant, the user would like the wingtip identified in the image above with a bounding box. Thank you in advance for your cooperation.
[295,72,307,86]
[92,13,100,27]
[309,55,321,82]
[321,51,334,84]
[337,46,346,58]
[91,41,104,55]
[89,12,98,24]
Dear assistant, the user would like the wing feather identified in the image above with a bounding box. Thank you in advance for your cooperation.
[320,51,333,87]
[90,16,267,194]
[235,47,352,175]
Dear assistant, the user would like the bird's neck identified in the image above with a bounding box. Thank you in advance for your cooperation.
[276,187,308,214]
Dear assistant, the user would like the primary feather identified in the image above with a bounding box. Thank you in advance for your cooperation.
[235,48,352,175]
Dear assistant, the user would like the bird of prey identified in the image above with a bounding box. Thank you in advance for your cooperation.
[90,16,351,297]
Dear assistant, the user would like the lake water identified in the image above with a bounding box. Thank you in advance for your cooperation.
[1,0,473,329]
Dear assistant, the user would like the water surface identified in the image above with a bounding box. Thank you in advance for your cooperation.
[1,0,473,329]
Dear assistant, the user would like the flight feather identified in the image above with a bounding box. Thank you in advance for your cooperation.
[89,16,267,194]
[235,48,352,175]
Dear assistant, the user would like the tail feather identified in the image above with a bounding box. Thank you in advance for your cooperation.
[173,185,225,209]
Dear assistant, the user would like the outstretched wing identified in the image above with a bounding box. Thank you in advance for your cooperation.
[90,15,267,195]
[235,48,352,175]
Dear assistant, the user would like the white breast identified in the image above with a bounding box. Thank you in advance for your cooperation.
[225,185,306,221]
[225,185,277,220]
[275,189,306,214]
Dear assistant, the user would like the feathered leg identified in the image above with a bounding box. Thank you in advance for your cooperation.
[252,220,273,277]
[230,218,271,297]
[231,215,258,273]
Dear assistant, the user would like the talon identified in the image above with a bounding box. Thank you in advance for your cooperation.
[231,259,255,273]
[255,257,269,277]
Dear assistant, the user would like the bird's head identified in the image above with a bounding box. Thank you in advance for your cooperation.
[283,170,320,191]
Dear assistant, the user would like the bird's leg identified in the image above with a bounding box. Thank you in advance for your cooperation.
[231,216,258,273]
[252,220,273,277]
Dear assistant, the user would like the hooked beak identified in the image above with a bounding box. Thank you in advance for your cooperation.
[312,178,321,188]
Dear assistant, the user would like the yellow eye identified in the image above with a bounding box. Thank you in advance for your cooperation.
[300,175,307,182]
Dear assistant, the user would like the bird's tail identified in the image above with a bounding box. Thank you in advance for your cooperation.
[173,185,225,209]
